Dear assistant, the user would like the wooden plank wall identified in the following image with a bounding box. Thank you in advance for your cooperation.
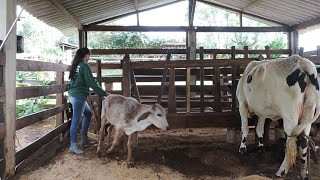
[83,46,302,132]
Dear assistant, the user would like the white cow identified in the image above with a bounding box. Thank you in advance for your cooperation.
[237,55,320,179]
[96,94,169,167]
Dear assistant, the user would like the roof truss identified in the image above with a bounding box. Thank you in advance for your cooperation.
[46,0,83,30]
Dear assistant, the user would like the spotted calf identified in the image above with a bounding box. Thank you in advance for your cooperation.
[96,94,169,167]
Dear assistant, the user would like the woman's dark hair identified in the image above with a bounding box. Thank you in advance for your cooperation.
[69,47,90,80]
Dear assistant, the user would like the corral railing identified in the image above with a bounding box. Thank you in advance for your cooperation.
[0,57,71,176]
[87,46,293,133]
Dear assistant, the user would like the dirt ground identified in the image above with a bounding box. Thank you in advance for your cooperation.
[12,120,320,180]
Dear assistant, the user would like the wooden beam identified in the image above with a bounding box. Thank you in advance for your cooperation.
[195,26,290,32]
[0,85,68,102]
[16,84,68,100]
[91,48,291,55]
[0,104,68,139]
[16,59,70,72]
[47,0,83,30]
[133,0,140,26]
[1,0,16,177]
[188,0,196,27]
[241,0,263,11]
[84,25,290,32]
[292,17,320,31]
[197,0,289,26]
[167,111,241,128]
[89,0,183,25]
[130,59,252,69]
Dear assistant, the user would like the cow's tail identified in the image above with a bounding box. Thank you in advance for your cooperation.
[100,96,110,125]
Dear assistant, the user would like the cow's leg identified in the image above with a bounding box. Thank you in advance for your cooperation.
[239,103,249,154]
[126,134,134,168]
[256,116,266,151]
[106,124,113,146]
[97,117,107,157]
[106,127,123,154]
[275,117,298,177]
[298,106,314,179]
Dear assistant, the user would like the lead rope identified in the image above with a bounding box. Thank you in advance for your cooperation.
[307,135,316,179]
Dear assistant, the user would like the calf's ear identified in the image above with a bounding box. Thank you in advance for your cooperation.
[137,112,151,122]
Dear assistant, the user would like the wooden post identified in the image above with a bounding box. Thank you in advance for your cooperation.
[55,62,64,126]
[0,0,16,178]
[188,27,196,101]
[78,30,84,48]
[186,47,191,113]
[122,54,131,97]
[317,45,320,57]
[213,50,222,112]
[298,47,304,56]
[84,31,88,47]
[265,46,271,59]
[199,47,204,112]
[97,60,102,132]
[157,52,171,104]
[130,70,140,102]
[231,46,237,111]
[168,68,176,113]
[290,31,299,55]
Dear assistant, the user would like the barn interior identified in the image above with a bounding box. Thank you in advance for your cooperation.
[1,0,320,179]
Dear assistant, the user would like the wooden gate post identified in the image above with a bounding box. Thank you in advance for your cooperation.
[55,62,64,126]
[0,0,17,178]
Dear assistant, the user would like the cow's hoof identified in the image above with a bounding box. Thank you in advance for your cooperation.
[97,151,102,157]
[258,146,265,152]
[275,169,286,178]
[301,175,310,180]
[127,161,135,168]
[239,147,247,155]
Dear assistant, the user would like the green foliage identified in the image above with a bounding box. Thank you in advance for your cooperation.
[16,97,49,118]
[195,2,287,53]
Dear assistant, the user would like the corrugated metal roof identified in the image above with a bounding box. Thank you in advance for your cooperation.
[17,0,320,36]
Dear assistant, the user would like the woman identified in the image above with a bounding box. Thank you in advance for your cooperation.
[68,47,108,154]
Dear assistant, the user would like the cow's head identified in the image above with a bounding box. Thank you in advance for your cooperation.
[148,103,169,131]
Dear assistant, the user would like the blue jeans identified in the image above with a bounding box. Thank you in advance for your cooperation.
[69,96,92,143]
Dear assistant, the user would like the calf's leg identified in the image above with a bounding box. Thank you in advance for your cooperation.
[127,134,134,168]
[106,124,113,146]
[106,127,123,154]
[97,117,107,157]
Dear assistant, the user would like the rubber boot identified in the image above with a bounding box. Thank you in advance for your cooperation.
[69,142,83,154]
[79,135,95,147]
